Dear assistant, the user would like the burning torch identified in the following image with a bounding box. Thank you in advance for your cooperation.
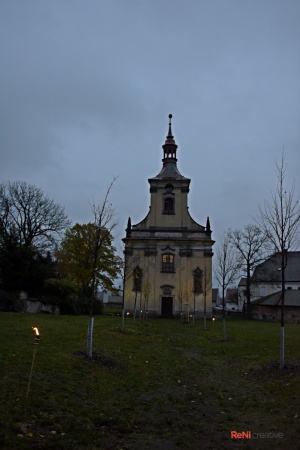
[26,327,40,398]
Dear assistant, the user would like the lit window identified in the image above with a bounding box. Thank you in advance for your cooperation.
[162,254,175,272]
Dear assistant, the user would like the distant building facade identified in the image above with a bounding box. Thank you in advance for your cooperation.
[237,277,247,311]
[123,115,214,317]
[212,288,220,307]
[237,252,300,321]
[251,252,300,299]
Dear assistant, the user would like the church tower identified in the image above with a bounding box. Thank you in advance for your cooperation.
[123,115,214,318]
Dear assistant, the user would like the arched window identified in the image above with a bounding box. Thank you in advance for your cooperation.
[164,197,174,214]
[161,254,175,272]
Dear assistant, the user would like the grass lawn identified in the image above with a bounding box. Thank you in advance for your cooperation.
[0,313,299,449]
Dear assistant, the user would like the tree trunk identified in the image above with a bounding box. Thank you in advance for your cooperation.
[280,253,285,368]
[193,293,195,325]
[222,318,227,341]
[87,316,94,358]
[222,286,227,341]
[139,293,142,319]
[203,293,207,330]
[120,276,125,331]
[280,326,284,369]
[121,308,125,332]
[133,290,138,322]
[246,263,251,318]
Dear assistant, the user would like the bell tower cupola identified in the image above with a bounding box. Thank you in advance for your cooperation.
[162,114,178,162]
[154,114,186,180]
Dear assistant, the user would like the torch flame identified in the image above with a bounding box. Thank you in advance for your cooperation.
[32,327,39,336]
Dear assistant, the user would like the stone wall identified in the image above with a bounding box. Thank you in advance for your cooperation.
[250,305,300,323]
[24,299,60,314]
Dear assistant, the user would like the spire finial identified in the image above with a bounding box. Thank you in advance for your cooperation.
[167,114,173,138]
[206,216,211,235]
[126,217,132,237]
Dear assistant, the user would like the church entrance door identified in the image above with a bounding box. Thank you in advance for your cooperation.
[161,297,173,318]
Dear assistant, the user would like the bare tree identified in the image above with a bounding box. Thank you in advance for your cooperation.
[0,181,70,252]
[119,245,140,331]
[141,279,152,319]
[132,265,143,322]
[229,224,269,318]
[182,280,193,323]
[87,178,120,357]
[201,263,212,330]
[214,231,240,341]
[256,152,300,368]
[0,182,70,295]
[176,283,184,321]
[192,267,203,325]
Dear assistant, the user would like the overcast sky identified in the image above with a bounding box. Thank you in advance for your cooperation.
[1,0,300,259]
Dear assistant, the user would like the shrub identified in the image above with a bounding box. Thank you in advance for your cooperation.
[0,290,25,312]
[75,296,103,315]
[43,278,78,314]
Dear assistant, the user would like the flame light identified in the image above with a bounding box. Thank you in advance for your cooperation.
[26,326,40,398]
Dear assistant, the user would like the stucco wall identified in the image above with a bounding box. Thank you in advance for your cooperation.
[124,244,213,316]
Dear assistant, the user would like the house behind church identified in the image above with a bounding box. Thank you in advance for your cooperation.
[238,252,300,322]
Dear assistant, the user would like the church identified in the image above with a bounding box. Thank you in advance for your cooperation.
[123,115,214,318]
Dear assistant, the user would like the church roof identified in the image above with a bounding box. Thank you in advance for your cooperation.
[153,161,188,180]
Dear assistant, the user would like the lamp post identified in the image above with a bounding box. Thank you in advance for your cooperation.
[26,327,40,398]
[212,315,216,332]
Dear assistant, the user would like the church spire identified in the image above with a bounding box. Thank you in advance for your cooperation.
[206,217,211,235]
[167,113,173,139]
[126,217,132,238]
[152,114,187,180]
[162,114,178,161]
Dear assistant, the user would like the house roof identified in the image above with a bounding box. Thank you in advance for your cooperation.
[252,289,300,307]
[252,252,300,282]
[238,277,247,287]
